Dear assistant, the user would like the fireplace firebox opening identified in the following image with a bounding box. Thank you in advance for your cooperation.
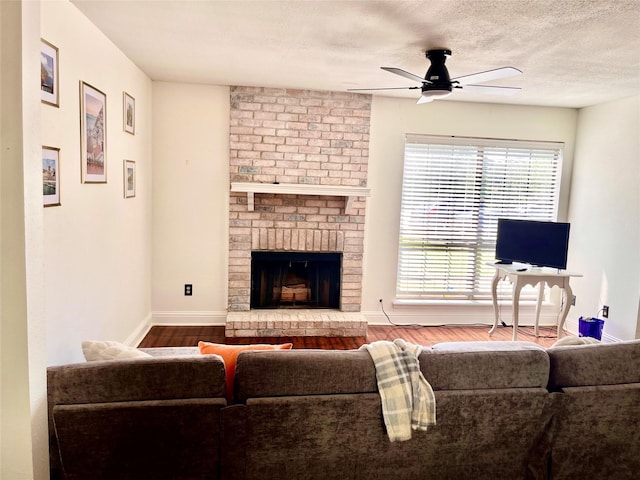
[251,251,342,309]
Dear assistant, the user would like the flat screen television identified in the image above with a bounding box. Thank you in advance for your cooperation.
[495,218,570,270]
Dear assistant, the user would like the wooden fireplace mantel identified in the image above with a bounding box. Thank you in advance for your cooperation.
[230,182,371,214]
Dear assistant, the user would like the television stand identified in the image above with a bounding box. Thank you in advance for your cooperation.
[488,264,583,341]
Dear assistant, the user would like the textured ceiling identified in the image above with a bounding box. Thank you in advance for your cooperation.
[72,0,640,108]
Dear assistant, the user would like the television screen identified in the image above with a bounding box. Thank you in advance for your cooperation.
[495,219,570,270]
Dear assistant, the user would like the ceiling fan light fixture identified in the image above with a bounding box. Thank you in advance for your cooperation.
[421,89,452,99]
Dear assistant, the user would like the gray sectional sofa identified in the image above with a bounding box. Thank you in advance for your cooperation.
[47,340,640,480]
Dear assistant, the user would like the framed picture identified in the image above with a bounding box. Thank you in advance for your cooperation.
[80,81,107,183]
[124,160,136,198]
[41,39,59,107]
[43,146,61,207]
[123,92,135,135]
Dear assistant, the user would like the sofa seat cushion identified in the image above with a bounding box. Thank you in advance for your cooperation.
[139,346,200,357]
[432,341,545,352]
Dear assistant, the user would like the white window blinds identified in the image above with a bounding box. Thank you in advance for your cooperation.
[397,134,563,300]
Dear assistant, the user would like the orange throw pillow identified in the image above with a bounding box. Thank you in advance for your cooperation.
[198,341,293,402]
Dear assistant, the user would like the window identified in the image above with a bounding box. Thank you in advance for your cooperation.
[397,134,563,300]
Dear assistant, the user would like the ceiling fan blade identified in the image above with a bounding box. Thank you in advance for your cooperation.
[381,67,431,84]
[460,84,522,96]
[452,67,522,86]
[416,95,434,104]
[347,86,420,92]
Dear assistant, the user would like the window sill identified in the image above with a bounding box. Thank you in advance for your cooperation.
[392,298,554,308]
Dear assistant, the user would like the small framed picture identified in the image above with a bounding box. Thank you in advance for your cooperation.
[123,92,135,135]
[41,39,59,107]
[124,160,136,198]
[43,146,61,207]
[80,81,107,183]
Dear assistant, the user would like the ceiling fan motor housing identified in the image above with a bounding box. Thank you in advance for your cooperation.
[423,49,453,97]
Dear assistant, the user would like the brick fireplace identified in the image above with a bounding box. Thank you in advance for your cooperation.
[251,251,342,309]
[226,87,371,337]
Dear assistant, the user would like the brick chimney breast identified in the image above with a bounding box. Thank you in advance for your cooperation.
[228,87,371,315]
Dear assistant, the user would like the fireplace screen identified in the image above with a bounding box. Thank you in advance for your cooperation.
[251,251,341,309]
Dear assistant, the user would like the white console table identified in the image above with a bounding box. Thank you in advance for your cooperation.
[488,263,582,341]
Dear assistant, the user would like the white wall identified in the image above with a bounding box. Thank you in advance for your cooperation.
[1,1,44,477]
[151,82,229,324]
[361,97,579,326]
[42,0,153,366]
[568,95,640,341]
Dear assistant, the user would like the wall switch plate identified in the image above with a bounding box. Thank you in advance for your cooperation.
[185,284,192,296]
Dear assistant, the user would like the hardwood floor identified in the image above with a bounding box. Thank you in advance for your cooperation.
[138,323,561,349]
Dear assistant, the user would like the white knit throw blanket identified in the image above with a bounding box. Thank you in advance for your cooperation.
[361,339,436,442]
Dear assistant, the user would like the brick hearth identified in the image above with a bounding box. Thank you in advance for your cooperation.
[226,309,368,338]
[227,86,371,336]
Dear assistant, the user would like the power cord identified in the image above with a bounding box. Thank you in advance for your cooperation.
[379,290,559,338]
[380,298,427,327]
[379,298,496,329]
[495,289,559,339]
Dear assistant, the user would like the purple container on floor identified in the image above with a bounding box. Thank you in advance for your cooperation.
[578,317,604,340]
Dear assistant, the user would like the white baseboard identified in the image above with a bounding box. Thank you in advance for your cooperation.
[151,310,228,326]
[362,309,565,328]
[125,312,153,347]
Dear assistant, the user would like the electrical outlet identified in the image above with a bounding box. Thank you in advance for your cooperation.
[571,295,576,306]
[184,284,192,296]
[602,305,609,318]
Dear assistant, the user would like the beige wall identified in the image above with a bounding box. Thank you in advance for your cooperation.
[1,2,43,477]
[568,95,640,340]
[41,0,153,365]
[151,82,230,324]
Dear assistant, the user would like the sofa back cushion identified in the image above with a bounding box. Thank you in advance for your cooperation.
[547,340,640,389]
[234,342,550,403]
[48,356,226,405]
[234,349,377,402]
[425,341,549,389]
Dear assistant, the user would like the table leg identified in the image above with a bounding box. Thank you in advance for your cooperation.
[489,271,501,336]
[534,281,545,337]
[511,279,522,341]
[557,282,573,338]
